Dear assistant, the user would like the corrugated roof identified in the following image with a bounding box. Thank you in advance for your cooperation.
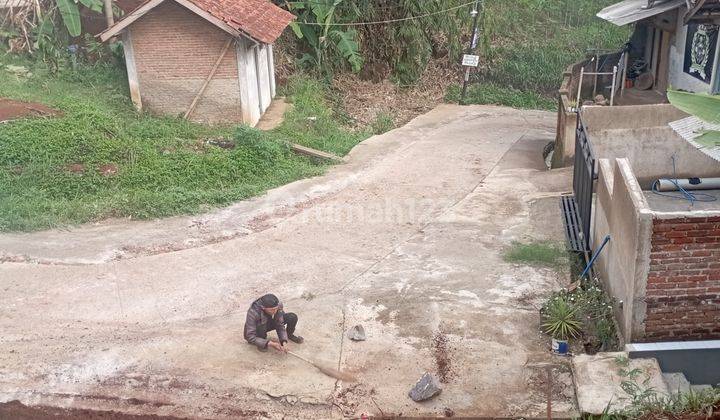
[669,116,720,163]
[597,0,685,26]
[99,0,294,44]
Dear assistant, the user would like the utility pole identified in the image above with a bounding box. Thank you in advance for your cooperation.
[460,0,482,105]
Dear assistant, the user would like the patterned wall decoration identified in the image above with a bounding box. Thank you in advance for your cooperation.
[683,23,719,84]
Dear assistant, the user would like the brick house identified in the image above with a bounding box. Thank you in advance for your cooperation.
[556,2,720,344]
[98,0,294,124]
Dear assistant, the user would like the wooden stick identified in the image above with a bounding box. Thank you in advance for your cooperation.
[290,143,344,162]
[184,38,232,120]
[287,351,356,382]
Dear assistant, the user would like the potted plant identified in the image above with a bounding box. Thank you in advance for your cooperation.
[542,297,582,354]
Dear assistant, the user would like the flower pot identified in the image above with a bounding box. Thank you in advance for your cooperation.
[552,338,569,354]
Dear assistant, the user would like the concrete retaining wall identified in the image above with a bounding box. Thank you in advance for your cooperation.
[589,126,720,188]
[582,104,687,131]
[593,158,654,340]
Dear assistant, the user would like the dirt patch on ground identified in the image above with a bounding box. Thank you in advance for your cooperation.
[0,98,59,122]
[0,400,188,420]
[432,332,454,383]
[331,59,461,129]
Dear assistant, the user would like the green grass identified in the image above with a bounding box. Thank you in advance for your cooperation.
[0,58,365,231]
[504,241,569,269]
[446,83,556,110]
[456,0,630,108]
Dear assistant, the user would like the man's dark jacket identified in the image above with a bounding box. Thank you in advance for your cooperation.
[244,298,288,349]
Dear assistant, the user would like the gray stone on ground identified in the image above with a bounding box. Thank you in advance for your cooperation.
[408,372,442,402]
[663,372,690,394]
[348,324,366,341]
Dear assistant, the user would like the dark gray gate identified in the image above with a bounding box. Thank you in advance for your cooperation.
[561,113,596,252]
[572,114,596,250]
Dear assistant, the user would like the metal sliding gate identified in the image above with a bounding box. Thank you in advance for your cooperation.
[562,114,596,252]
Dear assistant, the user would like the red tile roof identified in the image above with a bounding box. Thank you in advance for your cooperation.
[102,0,294,44]
[188,0,295,44]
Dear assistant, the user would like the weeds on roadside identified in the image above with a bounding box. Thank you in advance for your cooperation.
[446,83,556,110]
[371,111,395,135]
[504,241,569,270]
[0,60,360,231]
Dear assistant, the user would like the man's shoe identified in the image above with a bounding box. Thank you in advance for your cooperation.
[258,345,268,352]
[288,334,304,344]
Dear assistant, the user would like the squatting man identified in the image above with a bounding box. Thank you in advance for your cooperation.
[244,294,304,352]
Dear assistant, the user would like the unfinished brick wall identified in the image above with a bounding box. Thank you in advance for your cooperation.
[645,216,720,341]
[129,1,242,123]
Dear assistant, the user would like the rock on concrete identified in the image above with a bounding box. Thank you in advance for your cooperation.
[408,372,442,402]
[348,325,366,341]
[573,352,669,415]
[663,372,691,394]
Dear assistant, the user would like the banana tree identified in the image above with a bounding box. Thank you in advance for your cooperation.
[667,90,720,147]
[56,0,105,37]
[287,0,363,74]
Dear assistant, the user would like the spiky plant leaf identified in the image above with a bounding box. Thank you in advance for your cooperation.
[541,298,582,340]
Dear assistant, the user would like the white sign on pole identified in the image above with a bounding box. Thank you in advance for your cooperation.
[462,54,480,67]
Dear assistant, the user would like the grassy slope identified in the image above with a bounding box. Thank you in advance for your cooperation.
[450,0,630,109]
[0,58,366,231]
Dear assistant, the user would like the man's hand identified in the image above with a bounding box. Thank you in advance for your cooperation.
[267,340,287,353]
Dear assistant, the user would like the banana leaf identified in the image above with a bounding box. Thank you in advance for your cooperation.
[667,90,720,124]
[695,130,720,148]
[56,0,81,37]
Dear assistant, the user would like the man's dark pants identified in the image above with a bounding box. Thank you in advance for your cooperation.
[255,312,298,340]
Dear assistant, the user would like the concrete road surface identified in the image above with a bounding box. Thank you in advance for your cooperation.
[0,105,576,418]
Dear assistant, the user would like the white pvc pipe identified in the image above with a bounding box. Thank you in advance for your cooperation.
[656,177,720,192]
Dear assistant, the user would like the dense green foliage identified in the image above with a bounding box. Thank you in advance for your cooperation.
[477,0,630,94]
[0,59,364,231]
[286,0,467,84]
[285,0,630,107]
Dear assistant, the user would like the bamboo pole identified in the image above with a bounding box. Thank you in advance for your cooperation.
[184,38,233,120]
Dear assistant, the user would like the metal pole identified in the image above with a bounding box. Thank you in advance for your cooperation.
[610,65,617,106]
[460,0,482,105]
[576,67,584,111]
[593,53,599,97]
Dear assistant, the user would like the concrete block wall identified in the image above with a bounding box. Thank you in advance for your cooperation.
[645,216,720,341]
[593,158,654,341]
[129,1,242,123]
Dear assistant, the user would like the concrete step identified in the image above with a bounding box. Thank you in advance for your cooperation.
[662,372,691,394]
[573,352,669,415]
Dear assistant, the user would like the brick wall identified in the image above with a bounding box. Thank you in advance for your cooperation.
[130,1,242,123]
[645,216,720,341]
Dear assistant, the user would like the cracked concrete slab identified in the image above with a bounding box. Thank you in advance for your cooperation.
[0,105,575,418]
